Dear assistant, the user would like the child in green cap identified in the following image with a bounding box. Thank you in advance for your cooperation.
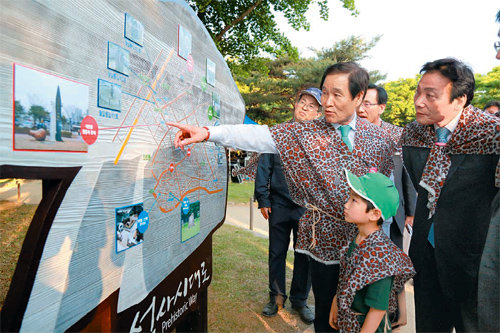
[329,169,415,333]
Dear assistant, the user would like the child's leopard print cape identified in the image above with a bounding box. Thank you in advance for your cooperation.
[269,117,395,263]
[336,230,415,333]
[401,105,500,218]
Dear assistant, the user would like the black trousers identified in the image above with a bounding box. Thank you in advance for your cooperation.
[310,260,340,332]
[268,205,311,307]
[413,241,479,332]
[390,219,404,249]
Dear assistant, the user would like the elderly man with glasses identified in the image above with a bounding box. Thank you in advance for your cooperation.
[256,88,322,324]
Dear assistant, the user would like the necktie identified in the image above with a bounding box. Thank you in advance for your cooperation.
[435,127,451,146]
[428,127,451,247]
[339,125,352,151]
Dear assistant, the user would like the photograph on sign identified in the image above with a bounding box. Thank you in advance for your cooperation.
[115,202,145,253]
[13,64,89,152]
[181,200,200,242]
[212,92,220,119]
[98,79,122,111]
[206,58,215,86]
[178,24,192,60]
[124,13,144,46]
[107,42,130,76]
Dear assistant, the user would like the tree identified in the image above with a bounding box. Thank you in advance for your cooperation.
[187,0,358,75]
[238,35,384,125]
[471,66,500,110]
[14,100,26,122]
[29,105,49,124]
[382,76,419,127]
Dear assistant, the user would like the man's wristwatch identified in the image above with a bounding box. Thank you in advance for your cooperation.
[202,126,210,142]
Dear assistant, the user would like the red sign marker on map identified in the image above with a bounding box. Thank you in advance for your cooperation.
[187,148,191,157]
[80,116,98,145]
[187,54,194,72]
[169,163,174,172]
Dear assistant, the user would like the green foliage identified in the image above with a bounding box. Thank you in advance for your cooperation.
[382,76,420,127]
[14,100,25,117]
[188,0,358,74]
[471,66,500,110]
[238,35,384,125]
[29,105,49,123]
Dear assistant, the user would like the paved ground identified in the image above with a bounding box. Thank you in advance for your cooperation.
[226,201,416,333]
[0,179,42,209]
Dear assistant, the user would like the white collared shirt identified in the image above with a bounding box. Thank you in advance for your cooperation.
[331,114,357,149]
[433,109,463,141]
[208,124,277,153]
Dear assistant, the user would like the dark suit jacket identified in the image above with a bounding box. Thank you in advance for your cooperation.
[478,190,499,332]
[403,146,498,300]
[392,153,417,236]
[254,153,301,209]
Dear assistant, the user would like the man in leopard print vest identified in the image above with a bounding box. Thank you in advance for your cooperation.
[169,62,395,332]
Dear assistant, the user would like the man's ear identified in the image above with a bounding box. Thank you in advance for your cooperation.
[369,208,382,222]
[454,95,467,111]
[354,91,364,107]
[378,104,386,116]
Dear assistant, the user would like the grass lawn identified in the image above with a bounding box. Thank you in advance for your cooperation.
[208,223,314,332]
[227,181,255,204]
[0,202,37,309]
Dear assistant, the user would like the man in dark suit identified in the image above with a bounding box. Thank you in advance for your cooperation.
[255,88,322,324]
[357,84,416,250]
[401,58,499,332]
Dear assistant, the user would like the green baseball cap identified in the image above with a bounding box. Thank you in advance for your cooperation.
[344,169,399,220]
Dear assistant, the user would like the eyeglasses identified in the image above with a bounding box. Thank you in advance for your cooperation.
[298,99,320,112]
[495,41,500,52]
[361,101,378,107]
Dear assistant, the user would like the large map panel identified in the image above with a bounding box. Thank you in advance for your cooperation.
[0,0,244,331]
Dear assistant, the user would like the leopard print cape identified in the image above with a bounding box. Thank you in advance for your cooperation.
[234,152,260,180]
[380,120,403,153]
[269,117,395,263]
[401,105,500,218]
[336,230,415,333]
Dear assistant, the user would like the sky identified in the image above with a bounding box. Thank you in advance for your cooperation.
[15,64,89,118]
[275,0,499,81]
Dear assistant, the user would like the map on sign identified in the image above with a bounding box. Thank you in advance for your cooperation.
[0,1,245,332]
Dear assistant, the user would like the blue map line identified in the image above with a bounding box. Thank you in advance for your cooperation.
[148,192,161,213]
[122,90,155,104]
[168,192,180,202]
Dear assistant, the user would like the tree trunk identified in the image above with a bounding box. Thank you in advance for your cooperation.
[215,0,263,41]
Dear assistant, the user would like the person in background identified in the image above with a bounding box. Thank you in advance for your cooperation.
[483,100,500,117]
[357,83,416,248]
[256,87,322,324]
[401,58,499,332]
